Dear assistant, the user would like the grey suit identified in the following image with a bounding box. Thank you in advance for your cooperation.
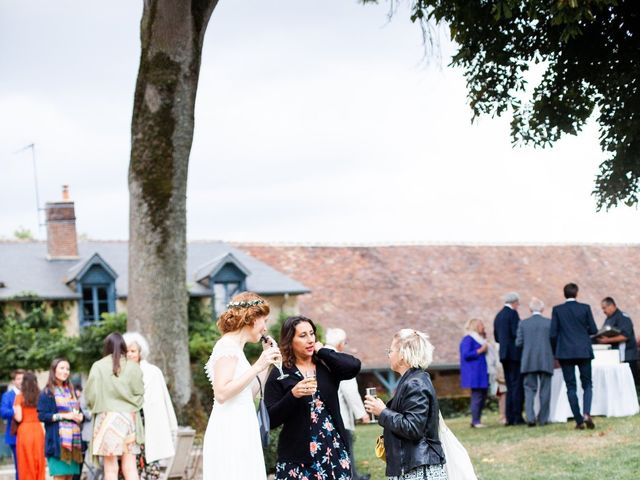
[516,313,554,425]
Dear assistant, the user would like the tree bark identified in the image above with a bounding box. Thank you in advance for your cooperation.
[128,0,218,408]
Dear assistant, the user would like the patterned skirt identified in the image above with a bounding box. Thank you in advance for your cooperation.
[387,464,448,480]
[275,390,351,480]
[92,412,141,456]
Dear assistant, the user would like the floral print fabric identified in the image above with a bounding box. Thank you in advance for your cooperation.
[275,389,351,480]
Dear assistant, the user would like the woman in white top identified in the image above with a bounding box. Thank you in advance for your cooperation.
[122,332,178,479]
[203,291,281,480]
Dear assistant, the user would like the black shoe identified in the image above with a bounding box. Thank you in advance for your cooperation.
[527,422,536,427]
[584,415,595,429]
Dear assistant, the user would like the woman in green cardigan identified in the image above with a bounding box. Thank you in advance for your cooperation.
[85,332,144,480]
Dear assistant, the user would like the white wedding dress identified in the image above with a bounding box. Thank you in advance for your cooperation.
[202,341,266,480]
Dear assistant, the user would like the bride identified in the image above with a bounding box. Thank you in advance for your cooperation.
[203,292,281,480]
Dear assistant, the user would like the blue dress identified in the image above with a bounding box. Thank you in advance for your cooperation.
[275,388,352,480]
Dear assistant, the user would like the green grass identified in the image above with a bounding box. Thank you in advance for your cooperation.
[352,413,640,480]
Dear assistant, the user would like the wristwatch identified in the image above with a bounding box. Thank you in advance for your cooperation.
[53,413,59,421]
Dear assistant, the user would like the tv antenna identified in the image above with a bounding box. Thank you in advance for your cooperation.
[13,143,43,232]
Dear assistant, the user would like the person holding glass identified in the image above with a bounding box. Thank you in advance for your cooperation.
[202,292,282,480]
[265,316,361,480]
[37,358,84,480]
[364,329,447,480]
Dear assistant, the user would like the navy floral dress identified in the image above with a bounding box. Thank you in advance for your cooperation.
[275,387,352,480]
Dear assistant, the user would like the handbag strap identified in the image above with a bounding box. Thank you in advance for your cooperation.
[256,375,264,400]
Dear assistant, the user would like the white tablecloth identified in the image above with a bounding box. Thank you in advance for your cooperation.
[549,363,639,422]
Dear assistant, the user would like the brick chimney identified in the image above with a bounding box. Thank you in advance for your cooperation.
[45,185,79,259]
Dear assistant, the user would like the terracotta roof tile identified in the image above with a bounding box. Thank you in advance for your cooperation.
[236,244,640,368]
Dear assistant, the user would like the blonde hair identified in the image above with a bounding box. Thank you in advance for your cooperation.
[464,318,483,334]
[393,329,434,369]
[216,292,270,334]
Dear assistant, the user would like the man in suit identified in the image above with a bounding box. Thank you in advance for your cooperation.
[596,297,639,386]
[1,369,24,480]
[550,283,598,429]
[325,328,370,480]
[516,297,554,426]
[493,292,525,425]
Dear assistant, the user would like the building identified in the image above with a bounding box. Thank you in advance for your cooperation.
[0,190,309,336]
[3,189,639,397]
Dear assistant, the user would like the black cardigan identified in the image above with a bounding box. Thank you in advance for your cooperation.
[264,348,361,464]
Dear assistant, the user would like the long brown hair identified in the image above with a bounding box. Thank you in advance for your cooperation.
[45,358,75,397]
[280,316,317,369]
[103,332,127,376]
[21,372,40,407]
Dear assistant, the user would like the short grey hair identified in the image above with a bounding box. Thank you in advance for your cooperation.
[393,329,434,369]
[529,297,545,313]
[503,292,520,304]
[122,331,150,361]
[325,328,347,348]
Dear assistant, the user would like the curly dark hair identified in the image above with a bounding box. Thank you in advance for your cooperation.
[280,316,317,369]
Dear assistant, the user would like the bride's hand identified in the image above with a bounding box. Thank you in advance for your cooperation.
[255,347,281,372]
[262,335,275,350]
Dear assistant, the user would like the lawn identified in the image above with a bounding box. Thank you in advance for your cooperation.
[352,412,640,480]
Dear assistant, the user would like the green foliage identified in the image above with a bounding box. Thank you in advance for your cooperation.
[13,227,33,241]
[0,298,78,379]
[188,298,220,415]
[365,0,639,210]
[74,312,128,373]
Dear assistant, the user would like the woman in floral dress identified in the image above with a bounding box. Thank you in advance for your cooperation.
[265,316,361,480]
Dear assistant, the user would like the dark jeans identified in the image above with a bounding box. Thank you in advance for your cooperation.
[502,360,525,424]
[559,359,592,424]
[627,360,640,387]
[470,388,488,425]
[10,444,18,480]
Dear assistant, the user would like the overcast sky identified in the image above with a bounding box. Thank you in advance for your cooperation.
[1,0,637,244]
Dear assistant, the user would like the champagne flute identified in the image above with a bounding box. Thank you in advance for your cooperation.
[261,335,288,380]
[305,370,317,405]
[365,387,377,421]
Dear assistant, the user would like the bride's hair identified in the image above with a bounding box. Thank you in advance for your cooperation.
[217,292,270,334]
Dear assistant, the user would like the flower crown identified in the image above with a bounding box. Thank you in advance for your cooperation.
[226,299,265,309]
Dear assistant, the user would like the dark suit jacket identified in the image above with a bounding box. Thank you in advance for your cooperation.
[494,306,521,362]
[550,300,597,359]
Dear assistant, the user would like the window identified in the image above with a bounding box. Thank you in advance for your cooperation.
[213,281,241,317]
[81,284,111,325]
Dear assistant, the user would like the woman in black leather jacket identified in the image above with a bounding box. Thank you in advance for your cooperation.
[365,329,447,480]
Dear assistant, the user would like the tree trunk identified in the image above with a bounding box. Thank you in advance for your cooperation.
[128,0,218,409]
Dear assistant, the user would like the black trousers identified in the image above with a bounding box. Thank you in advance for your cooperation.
[502,359,525,425]
[344,429,367,480]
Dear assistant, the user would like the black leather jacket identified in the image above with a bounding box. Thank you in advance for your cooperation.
[378,368,445,477]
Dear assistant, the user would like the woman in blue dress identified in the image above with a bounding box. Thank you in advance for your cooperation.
[265,316,361,480]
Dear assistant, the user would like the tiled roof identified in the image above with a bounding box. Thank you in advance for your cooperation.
[236,244,640,368]
[0,241,309,300]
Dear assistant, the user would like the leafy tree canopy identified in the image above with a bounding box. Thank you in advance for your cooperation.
[365,0,639,209]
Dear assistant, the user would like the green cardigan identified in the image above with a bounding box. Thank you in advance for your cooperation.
[85,355,145,444]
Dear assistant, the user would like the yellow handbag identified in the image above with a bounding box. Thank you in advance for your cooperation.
[375,434,386,462]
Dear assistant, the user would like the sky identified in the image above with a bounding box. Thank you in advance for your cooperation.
[1,0,637,244]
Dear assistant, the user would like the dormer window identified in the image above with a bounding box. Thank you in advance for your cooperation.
[66,253,118,327]
[82,284,112,324]
[194,252,250,319]
[213,281,241,316]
